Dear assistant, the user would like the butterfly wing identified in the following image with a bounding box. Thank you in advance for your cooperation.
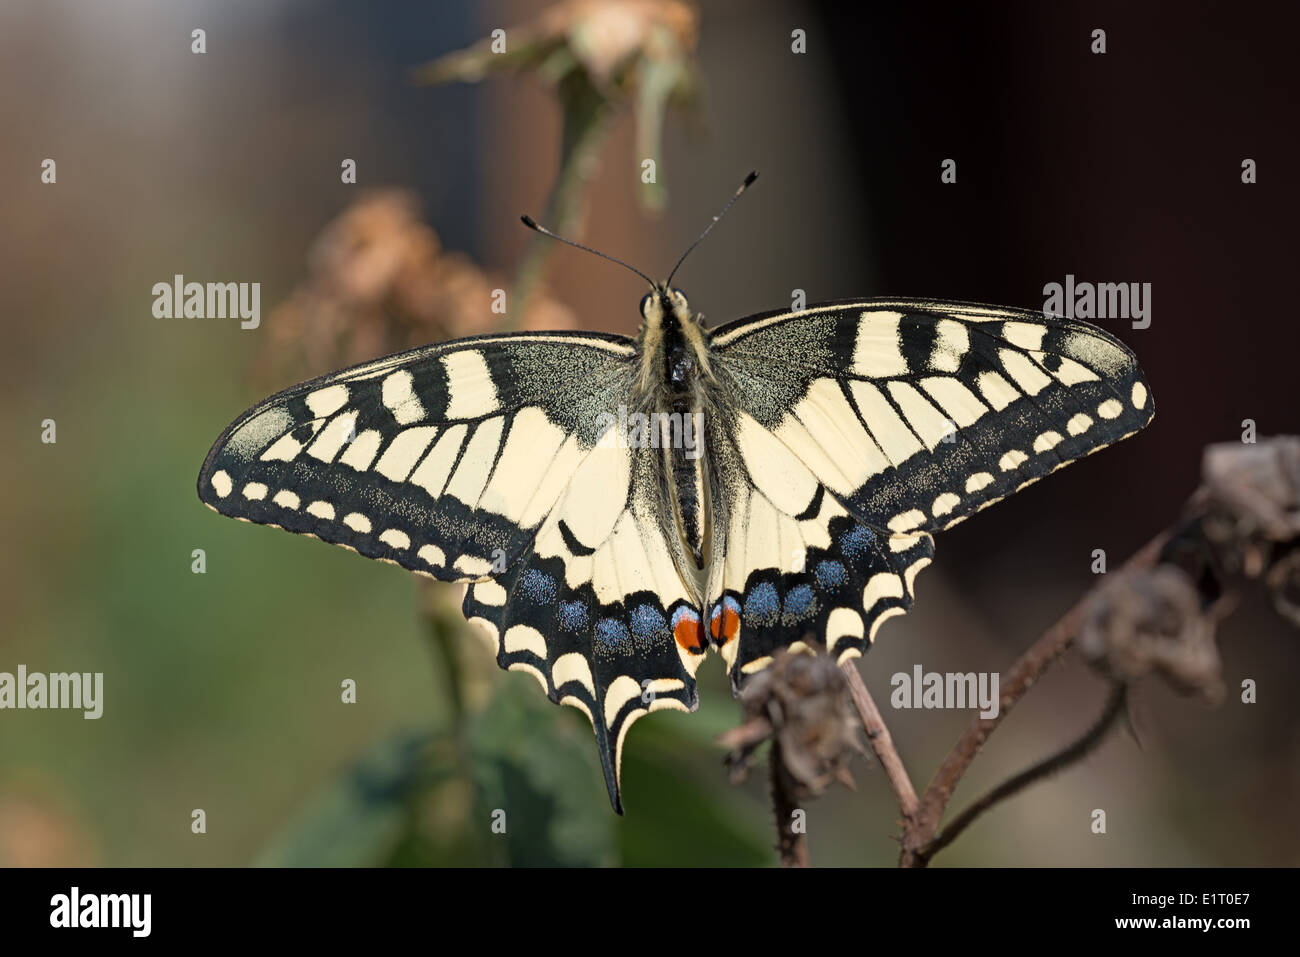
[198,332,637,580]
[198,330,706,813]
[460,436,708,813]
[707,299,1153,683]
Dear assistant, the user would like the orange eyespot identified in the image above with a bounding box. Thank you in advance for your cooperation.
[671,606,704,652]
[709,597,741,646]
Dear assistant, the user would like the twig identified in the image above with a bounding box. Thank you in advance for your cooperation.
[509,72,611,324]
[917,682,1128,865]
[898,532,1167,867]
[770,740,810,867]
[839,662,919,820]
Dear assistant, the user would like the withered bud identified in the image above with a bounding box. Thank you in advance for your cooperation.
[1078,566,1223,705]
[1198,437,1300,578]
[721,648,863,799]
[254,190,575,385]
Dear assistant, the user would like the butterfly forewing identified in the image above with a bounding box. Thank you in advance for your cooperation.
[197,332,639,580]
[706,299,1153,682]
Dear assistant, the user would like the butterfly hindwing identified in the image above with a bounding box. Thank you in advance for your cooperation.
[460,439,707,812]
[198,332,637,581]
[707,299,1153,683]
[703,406,936,684]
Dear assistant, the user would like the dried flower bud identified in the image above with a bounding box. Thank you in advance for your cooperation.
[415,0,698,91]
[1198,438,1300,577]
[413,1,701,212]
[722,647,863,799]
[1078,566,1223,705]
[254,190,575,385]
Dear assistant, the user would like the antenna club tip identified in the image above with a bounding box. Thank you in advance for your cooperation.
[743,170,758,187]
[520,214,538,229]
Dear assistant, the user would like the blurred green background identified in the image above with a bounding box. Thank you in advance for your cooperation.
[2,0,1297,866]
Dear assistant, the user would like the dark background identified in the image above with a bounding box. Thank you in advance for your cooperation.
[1,0,1296,866]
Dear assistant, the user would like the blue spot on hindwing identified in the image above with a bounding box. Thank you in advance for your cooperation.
[815,560,849,590]
[629,604,666,639]
[782,584,816,621]
[519,568,558,605]
[596,617,630,648]
[557,600,588,632]
[744,581,781,627]
[839,524,877,560]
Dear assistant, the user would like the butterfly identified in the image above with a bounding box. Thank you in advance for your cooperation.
[197,173,1154,812]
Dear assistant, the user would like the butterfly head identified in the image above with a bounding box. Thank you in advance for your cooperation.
[639,285,694,328]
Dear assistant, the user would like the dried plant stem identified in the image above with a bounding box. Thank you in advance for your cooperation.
[770,740,810,867]
[420,580,466,729]
[918,682,1127,865]
[510,73,612,323]
[898,532,1168,867]
[839,662,919,820]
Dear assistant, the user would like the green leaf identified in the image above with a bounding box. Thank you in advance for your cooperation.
[466,681,617,867]
[253,732,442,867]
[617,711,776,867]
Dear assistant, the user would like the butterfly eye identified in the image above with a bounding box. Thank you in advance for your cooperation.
[671,287,687,303]
[639,293,653,316]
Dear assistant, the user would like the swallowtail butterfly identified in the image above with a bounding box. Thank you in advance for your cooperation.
[198,173,1154,812]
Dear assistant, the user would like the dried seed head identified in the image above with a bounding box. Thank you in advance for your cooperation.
[723,647,863,799]
[1198,437,1300,577]
[254,190,575,385]
[1079,566,1223,705]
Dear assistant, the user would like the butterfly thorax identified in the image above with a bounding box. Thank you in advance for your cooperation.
[635,288,715,579]
[634,287,713,396]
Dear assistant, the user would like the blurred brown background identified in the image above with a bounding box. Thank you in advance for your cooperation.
[1,0,1297,866]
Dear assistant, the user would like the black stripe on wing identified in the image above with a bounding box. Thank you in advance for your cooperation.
[197,332,635,582]
[713,299,1154,537]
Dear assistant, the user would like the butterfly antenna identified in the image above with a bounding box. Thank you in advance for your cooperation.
[665,170,758,287]
[520,215,656,288]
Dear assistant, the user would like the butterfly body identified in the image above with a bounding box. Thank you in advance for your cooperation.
[201,281,1153,812]
[635,286,715,578]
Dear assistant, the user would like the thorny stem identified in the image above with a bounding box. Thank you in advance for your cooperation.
[917,682,1128,865]
[839,662,920,821]
[898,531,1168,867]
[770,739,811,867]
